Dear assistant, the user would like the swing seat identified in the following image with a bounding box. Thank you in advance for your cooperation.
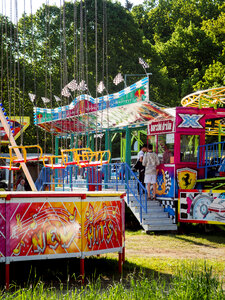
[13,156,41,163]
[61,148,93,166]
[42,155,66,170]
[9,145,43,164]
[44,163,66,169]
[79,150,111,168]
[80,160,109,168]
[65,160,89,166]
[0,165,20,171]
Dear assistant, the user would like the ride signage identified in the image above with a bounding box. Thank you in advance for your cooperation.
[148,119,174,135]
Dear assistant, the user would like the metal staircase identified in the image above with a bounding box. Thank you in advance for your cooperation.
[127,194,177,232]
[35,162,177,232]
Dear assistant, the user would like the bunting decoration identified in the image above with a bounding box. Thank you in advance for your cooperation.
[54,95,61,102]
[61,86,71,98]
[97,81,105,94]
[78,80,88,92]
[28,93,36,103]
[113,73,124,86]
[67,79,78,92]
[41,97,51,104]
[139,57,149,69]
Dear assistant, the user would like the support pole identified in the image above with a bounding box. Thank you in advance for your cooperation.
[125,127,131,166]
[80,258,85,284]
[91,134,94,151]
[55,136,59,185]
[118,252,123,274]
[122,246,125,263]
[0,106,37,191]
[104,130,111,187]
[218,123,222,157]
[5,263,10,290]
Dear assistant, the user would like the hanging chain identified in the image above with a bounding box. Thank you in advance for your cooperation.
[95,0,98,151]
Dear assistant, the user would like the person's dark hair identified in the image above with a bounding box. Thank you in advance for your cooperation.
[148,144,153,150]
[142,143,147,149]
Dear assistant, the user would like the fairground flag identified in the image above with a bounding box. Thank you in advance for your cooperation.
[78,80,88,91]
[41,97,51,104]
[139,57,149,69]
[54,95,61,102]
[28,93,36,103]
[113,73,124,85]
[61,86,71,97]
[97,81,105,93]
[67,79,78,91]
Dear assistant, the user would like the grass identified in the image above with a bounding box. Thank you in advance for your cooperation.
[0,231,225,299]
[0,264,224,299]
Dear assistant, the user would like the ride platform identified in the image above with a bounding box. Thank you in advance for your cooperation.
[0,191,125,288]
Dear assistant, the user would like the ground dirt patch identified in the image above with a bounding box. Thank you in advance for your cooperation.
[125,232,225,260]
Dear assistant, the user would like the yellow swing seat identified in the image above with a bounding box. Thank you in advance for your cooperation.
[10,145,43,163]
[61,147,93,166]
[42,155,66,169]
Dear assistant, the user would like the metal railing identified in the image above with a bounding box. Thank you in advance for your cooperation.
[35,162,148,222]
[197,141,225,178]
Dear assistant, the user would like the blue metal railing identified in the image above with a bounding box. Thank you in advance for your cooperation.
[35,167,51,190]
[197,141,225,178]
[35,162,148,222]
[124,163,147,223]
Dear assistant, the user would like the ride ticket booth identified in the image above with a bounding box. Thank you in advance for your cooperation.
[147,106,225,203]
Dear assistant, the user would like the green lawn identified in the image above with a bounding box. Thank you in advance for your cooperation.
[1,231,224,299]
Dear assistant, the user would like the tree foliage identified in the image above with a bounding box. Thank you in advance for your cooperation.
[0,0,225,151]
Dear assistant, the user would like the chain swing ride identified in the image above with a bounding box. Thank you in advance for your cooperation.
[3,0,225,289]
[0,0,132,288]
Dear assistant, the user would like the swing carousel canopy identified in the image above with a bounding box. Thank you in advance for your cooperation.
[34,77,173,135]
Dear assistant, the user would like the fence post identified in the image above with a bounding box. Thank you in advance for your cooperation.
[125,164,129,204]
[205,146,208,179]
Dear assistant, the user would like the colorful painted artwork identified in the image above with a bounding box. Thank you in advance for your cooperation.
[33,77,172,134]
[0,199,5,262]
[148,119,175,135]
[0,116,30,144]
[83,200,122,253]
[156,165,175,198]
[0,193,124,261]
[179,190,225,225]
[177,168,197,190]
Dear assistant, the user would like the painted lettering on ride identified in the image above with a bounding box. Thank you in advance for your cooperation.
[148,120,174,134]
[87,220,116,249]
[31,223,79,254]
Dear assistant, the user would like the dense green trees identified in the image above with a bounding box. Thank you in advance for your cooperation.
[0,0,225,150]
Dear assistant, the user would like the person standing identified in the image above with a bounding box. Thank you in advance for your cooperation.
[143,144,160,200]
[16,179,25,191]
[136,144,147,192]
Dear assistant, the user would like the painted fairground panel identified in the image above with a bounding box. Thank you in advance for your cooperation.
[156,165,175,199]
[8,197,82,261]
[179,190,225,225]
[82,199,123,255]
[34,77,172,134]
[0,116,30,144]
[176,167,198,191]
[175,107,206,134]
[0,197,6,262]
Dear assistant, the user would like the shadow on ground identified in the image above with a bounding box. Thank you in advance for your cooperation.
[0,256,172,288]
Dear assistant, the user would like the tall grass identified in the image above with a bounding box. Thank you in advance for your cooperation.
[1,263,224,300]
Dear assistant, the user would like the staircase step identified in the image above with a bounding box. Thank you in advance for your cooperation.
[142,212,169,219]
[147,224,177,231]
[134,206,162,214]
[143,217,173,225]
[129,200,160,209]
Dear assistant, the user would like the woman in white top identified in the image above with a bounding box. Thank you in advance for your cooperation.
[142,144,159,200]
